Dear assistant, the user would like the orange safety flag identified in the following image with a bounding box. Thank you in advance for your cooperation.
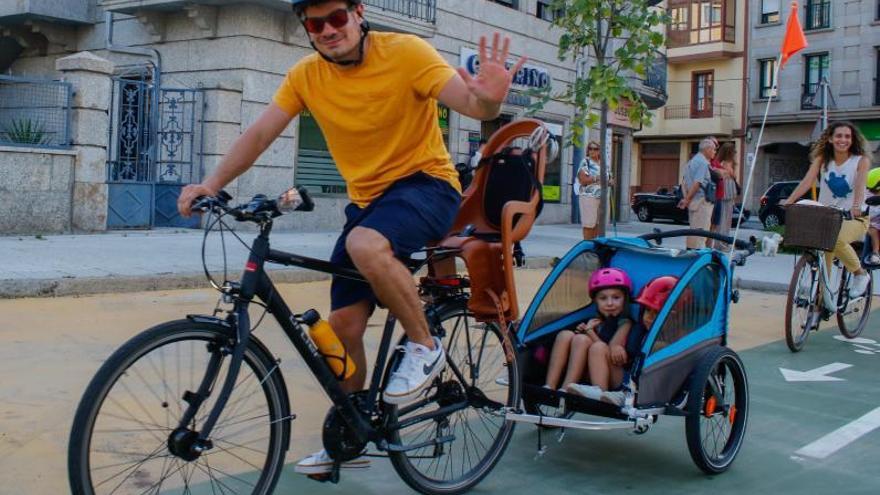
[780,1,808,67]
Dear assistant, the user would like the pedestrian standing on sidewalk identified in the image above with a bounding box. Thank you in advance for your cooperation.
[678,137,717,249]
[577,140,612,240]
[176,0,526,476]
[710,142,739,248]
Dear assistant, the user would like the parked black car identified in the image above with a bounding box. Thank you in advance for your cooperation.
[631,186,750,227]
[758,181,811,229]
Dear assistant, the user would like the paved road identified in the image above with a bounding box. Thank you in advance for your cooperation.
[1,272,878,494]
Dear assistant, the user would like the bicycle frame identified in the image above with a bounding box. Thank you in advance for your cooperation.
[181,219,478,454]
[802,246,871,317]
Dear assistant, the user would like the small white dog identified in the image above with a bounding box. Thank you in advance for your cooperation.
[761,233,783,257]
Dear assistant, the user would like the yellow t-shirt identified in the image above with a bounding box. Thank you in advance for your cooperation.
[273,32,460,207]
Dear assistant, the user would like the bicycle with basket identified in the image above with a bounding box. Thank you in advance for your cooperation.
[783,200,878,352]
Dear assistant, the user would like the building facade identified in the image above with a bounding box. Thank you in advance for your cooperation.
[633,0,749,207]
[746,0,880,211]
[0,0,586,233]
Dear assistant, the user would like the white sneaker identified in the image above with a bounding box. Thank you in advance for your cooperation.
[495,375,509,386]
[293,449,370,475]
[866,253,880,266]
[566,383,602,400]
[600,390,626,406]
[850,273,870,296]
[384,337,445,405]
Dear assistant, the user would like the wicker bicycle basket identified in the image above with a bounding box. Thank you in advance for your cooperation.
[783,204,843,251]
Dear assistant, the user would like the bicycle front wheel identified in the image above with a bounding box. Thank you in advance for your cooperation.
[785,254,819,352]
[837,270,873,338]
[68,320,290,495]
[386,300,520,495]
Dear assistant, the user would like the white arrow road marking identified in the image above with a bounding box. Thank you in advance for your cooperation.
[779,362,853,382]
[795,407,880,459]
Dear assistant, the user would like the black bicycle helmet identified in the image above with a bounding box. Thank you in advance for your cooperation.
[291,0,369,66]
[292,0,361,12]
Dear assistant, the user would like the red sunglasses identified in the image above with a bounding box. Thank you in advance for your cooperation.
[302,8,353,34]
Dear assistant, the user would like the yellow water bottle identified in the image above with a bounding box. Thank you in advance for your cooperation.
[301,309,355,380]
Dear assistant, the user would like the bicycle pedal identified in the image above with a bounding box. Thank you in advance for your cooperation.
[306,473,334,483]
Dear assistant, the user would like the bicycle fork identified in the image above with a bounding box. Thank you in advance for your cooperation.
[168,303,253,459]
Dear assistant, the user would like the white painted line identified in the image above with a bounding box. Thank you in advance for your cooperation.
[795,407,880,459]
[833,336,879,345]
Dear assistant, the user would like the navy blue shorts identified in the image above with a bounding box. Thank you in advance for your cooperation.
[330,172,461,311]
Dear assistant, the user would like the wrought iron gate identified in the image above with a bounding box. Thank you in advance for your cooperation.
[107,71,204,229]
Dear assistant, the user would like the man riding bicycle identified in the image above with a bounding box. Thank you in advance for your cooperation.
[177,0,526,476]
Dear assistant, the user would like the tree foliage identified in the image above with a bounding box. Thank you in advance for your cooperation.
[530,0,667,147]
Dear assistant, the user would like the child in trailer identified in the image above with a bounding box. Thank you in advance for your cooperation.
[566,274,680,406]
[631,275,679,349]
[543,268,634,403]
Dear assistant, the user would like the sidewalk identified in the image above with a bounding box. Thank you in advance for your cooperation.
[0,219,869,298]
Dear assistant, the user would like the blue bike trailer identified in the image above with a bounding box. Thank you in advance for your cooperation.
[517,236,735,406]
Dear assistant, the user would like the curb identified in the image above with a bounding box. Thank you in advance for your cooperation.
[733,277,788,294]
[0,269,332,299]
[1,256,792,299]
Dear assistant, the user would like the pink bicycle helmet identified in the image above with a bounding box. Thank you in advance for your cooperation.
[589,267,633,298]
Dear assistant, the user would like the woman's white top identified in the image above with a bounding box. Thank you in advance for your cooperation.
[818,154,862,210]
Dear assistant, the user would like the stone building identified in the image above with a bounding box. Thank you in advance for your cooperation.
[633,0,749,207]
[1,0,589,233]
[746,0,880,216]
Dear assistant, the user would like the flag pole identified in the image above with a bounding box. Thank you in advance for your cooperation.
[728,54,783,262]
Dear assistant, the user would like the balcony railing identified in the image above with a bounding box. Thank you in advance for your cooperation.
[626,53,668,110]
[364,0,436,23]
[801,83,826,110]
[804,1,831,30]
[664,102,733,120]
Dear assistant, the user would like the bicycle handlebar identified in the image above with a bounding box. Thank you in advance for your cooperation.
[192,186,315,222]
[638,229,756,255]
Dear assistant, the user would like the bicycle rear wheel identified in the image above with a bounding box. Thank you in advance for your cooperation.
[68,320,290,495]
[837,270,873,338]
[685,346,749,474]
[785,254,819,352]
[386,300,520,495]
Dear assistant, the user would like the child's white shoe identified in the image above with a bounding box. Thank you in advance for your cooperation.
[566,383,602,400]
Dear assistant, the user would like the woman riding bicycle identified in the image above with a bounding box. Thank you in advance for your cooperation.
[783,120,873,296]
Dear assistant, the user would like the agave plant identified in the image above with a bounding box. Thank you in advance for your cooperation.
[2,118,52,145]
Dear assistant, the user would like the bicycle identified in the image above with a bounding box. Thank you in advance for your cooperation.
[67,187,520,495]
[784,202,877,352]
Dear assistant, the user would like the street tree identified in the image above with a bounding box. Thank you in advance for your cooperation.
[531,0,666,236]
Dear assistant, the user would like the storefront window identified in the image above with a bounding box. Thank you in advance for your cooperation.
[542,122,563,203]
[437,103,450,150]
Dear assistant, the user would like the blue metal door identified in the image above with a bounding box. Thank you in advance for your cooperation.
[107,75,154,229]
[107,72,203,229]
[153,88,202,228]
